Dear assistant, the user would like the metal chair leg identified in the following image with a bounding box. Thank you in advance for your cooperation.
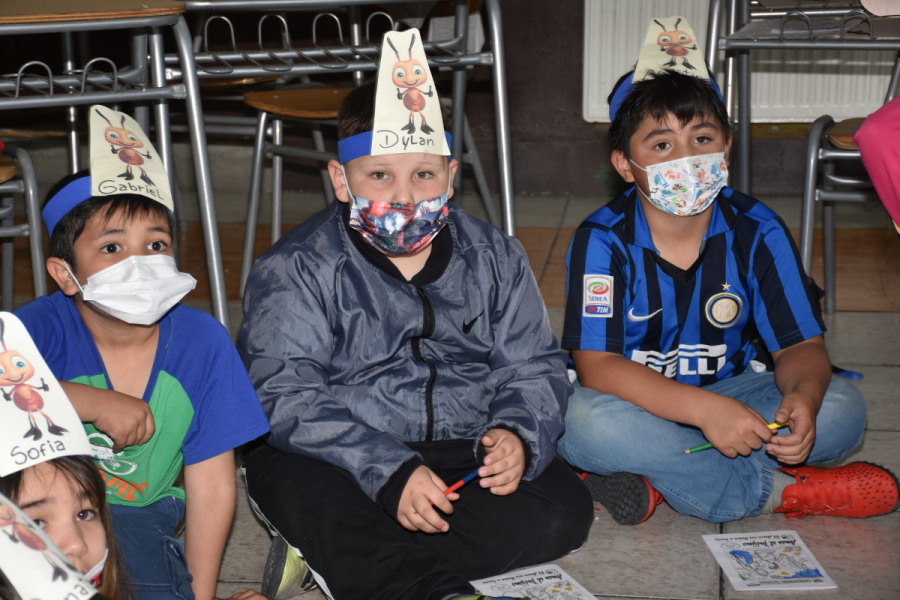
[1,196,13,312]
[822,199,836,315]
[800,116,832,275]
[311,123,334,206]
[240,111,269,298]
[10,144,46,298]
[271,118,284,246]
[172,16,230,333]
[463,114,501,230]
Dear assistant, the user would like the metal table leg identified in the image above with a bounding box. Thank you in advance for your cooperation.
[736,0,751,194]
[705,0,723,71]
[484,0,514,237]
[240,111,269,298]
[10,144,46,298]
[172,15,231,333]
[1,195,13,312]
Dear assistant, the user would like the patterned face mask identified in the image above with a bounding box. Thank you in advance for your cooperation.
[343,164,451,256]
[630,150,728,217]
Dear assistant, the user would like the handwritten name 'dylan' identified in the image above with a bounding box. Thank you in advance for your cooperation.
[377,130,437,152]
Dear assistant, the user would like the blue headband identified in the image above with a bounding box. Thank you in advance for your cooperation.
[338,131,453,164]
[42,176,93,237]
[608,73,725,123]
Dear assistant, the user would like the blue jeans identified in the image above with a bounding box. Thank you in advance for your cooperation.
[109,496,195,600]
[557,370,866,522]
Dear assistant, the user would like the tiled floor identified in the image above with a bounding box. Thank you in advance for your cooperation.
[4,193,899,600]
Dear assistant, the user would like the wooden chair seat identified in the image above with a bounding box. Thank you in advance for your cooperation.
[0,156,18,185]
[200,76,280,90]
[244,87,353,119]
[827,117,866,150]
[0,0,184,25]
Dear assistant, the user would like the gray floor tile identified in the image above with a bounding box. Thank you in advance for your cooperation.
[848,367,900,432]
[555,502,719,599]
[822,313,900,367]
[723,511,900,600]
[514,195,569,228]
[756,196,892,230]
[218,491,273,583]
[547,307,565,343]
[820,430,900,477]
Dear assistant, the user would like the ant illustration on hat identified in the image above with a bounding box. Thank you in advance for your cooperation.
[0,497,71,581]
[655,18,698,70]
[0,318,67,441]
[388,33,435,135]
[96,108,155,185]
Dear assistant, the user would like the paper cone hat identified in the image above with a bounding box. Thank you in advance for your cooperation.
[0,313,91,477]
[42,105,173,237]
[371,29,451,157]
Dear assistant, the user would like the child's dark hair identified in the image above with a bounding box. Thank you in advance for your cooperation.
[0,456,130,600]
[44,171,174,272]
[607,69,731,159]
[337,78,451,140]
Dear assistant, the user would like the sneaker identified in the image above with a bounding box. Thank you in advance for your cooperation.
[261,535,317,600]
[775,462,900,519]
[582,471,663,525]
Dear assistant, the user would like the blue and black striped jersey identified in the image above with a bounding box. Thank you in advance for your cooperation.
[563,187,825,386]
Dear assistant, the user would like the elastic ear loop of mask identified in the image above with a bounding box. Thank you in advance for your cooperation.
[63,261,85,294]
[340,161,452,203]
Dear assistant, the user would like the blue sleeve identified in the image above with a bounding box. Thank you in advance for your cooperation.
[750,218,825,351]
[237,248,420,502]
[477,238,571,481]
[561,226,629,353]
[180,313,271,465]
[14,295,65,373]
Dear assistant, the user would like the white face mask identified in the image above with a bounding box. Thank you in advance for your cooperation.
[630,150,728,217]
[84,548,108,589]
[66,255,196,325]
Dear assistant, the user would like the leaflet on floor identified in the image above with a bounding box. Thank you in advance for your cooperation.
[470,564,592,599]
[703,530,836,591]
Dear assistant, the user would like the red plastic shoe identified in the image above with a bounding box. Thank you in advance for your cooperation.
[775,462,900,519]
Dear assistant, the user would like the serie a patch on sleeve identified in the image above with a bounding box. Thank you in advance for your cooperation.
[583,274,614,318]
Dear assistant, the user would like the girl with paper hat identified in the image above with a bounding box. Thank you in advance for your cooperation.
[239,28,592,600]
[15,106,271,600]
[0,313,127,599]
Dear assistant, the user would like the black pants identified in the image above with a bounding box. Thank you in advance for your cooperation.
[244,440,593,600]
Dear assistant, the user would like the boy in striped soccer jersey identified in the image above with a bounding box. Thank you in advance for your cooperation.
[558,68,899,525]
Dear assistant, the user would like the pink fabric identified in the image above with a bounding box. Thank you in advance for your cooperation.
[854,96,900,230]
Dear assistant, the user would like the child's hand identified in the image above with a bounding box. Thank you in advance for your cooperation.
[397,465,457,534]
[479,428,525,495]
[92,389,155,452]
[698,395,773,458]
[765,392,818,464]
[216,590,267,600]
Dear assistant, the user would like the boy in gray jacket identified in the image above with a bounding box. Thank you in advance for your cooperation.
[238,76,592,600]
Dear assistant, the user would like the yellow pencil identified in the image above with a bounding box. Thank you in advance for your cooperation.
[684,422,789,454]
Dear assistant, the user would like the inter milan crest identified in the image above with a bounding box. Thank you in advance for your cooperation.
[706,289,743,329]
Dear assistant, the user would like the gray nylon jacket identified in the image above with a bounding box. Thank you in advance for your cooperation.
[237,200,572,502]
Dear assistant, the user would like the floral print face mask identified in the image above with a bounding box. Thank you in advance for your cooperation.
[630,151,728,217]
[343,164,451,256]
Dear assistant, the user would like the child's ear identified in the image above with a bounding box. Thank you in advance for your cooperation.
[46,258,80,297]
[327,160,350,203]
[448,158,460,200]
[610,149,636,183]
[724,134,734,166]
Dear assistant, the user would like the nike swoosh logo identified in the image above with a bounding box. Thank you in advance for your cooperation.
[463,310,484,335]
[627,307,662,322]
